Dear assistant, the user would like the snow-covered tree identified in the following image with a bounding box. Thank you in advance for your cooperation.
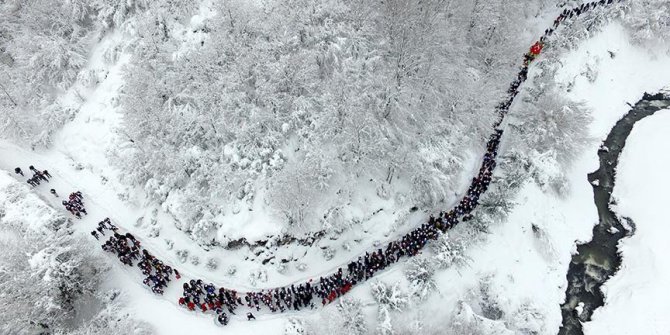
[335,298,368,335]
[430,232,471,270]
[448,301,515,335]
[68,292,154,335]
[284,317,308,335]
[0,0,95,145]
[371,280,409,335]
[114,0,552,242]
[505,302,547,335]
[507,64,591,194]
[0,226,104,333]
[621,0,670,44]
[405,257,438,300]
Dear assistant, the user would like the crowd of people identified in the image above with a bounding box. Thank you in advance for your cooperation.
[61,191,87,218]
[98,218,179,295]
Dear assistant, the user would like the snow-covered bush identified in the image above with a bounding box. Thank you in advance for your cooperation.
[205,257,219,271]
[175,249,189,263]
[322,246,336,261]
[508,67,592,189]
[371,280,410,334]
[371,280,409,311]
[506,302,547,335]
[430,232,471,270]
[284,317,308,335]
[249,268,268,287]
[296,262,308,272]
[448,301,514,335]
[0,230,105,332]
[405,257,438,300]
[621,0,670,44]
[189,255,200,266]
[226,265,237,277]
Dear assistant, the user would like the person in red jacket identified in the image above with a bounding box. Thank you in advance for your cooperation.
[178,297,186,306]
[187,301,196,311]
[530,41,543,56]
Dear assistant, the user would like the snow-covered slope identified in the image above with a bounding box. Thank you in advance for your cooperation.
[583,110,670,335]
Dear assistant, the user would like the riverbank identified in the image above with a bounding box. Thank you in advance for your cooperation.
[559,93,670,335]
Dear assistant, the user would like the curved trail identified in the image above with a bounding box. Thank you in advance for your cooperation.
[0,0,627,326]
[558,93,670,335]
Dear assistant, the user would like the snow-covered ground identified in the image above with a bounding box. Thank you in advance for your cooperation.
[387,21,670,334]
[583,110,670,335]
[1,9,670,335]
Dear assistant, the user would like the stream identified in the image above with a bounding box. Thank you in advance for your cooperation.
[558,92,670,335]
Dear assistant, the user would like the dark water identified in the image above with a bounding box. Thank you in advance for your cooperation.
[558,92,670,335]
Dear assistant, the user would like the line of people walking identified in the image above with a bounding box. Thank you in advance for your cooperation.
[88,0,622,325]
[97,217,180,295]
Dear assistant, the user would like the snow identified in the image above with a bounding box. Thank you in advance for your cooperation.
[407,21,670,334]
[583,110,670,335]
[0,8,669,335]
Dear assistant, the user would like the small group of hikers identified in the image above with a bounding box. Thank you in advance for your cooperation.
[91,217,118,239]
[62,191,86,218]
[16,166,52,188]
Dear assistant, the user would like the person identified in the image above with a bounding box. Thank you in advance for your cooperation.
[50,189,58,197]
[174,269,181,279]
[42,170,52,178]
[530,41,543,56]
[35,171,48,182]
[91,231,99,240]
[218,313,229,326]
[14,167,23,176]
[246,312,256,321]
[29,165,36,173]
